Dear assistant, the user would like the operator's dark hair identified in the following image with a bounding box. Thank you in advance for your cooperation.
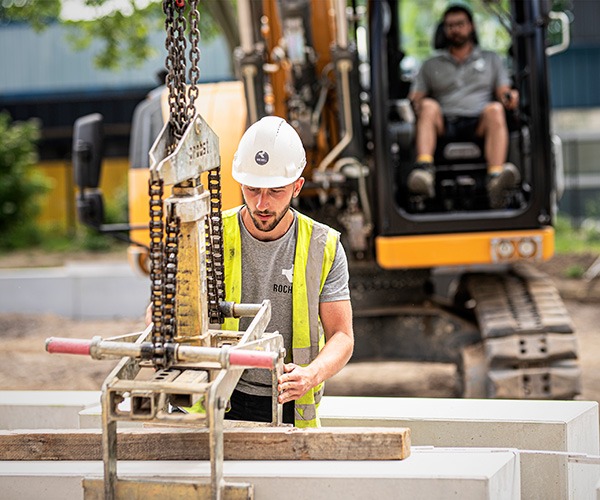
[442,4,479,45]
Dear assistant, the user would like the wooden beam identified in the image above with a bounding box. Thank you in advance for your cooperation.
[0,426,410,461]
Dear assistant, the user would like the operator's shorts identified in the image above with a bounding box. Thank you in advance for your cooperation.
[443,116,481,141]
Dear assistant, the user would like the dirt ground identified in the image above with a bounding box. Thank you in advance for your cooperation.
[0,251,599,412]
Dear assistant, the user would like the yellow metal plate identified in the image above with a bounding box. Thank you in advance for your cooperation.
[375,227,555,269]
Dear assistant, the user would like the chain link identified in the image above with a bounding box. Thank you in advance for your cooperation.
[205,167,226,324]
[187,0,201,121]
[151,1,226,358]
[149,178,165,352]
[163,0,188,141]
[162,205,180,342]
[150,0,189,366]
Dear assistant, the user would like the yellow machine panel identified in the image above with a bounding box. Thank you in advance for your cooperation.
[129,81,246,249]
[376,228,555,269]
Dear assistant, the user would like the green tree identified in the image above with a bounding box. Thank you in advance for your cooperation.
[0,0,238,71]
[0,113,49,250]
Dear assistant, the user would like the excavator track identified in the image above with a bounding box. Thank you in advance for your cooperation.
[465,263,581,399]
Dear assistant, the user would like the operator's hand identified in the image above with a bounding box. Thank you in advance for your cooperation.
[277,363,317,404]
[410,98,422,116]
[502,89,519,111]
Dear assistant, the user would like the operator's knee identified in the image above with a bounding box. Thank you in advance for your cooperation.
[481,102,506,127]
[417,98,443,134]
[419,98,442,119]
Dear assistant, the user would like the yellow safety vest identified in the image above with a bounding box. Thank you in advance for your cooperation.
[221,206,339,427]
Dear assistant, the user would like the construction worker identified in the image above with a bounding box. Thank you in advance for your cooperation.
[221,116,354,427]
[408,4,520,208]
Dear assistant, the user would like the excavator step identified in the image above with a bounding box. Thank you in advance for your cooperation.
[464,264,581,399]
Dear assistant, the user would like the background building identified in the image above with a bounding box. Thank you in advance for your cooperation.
[549,0,600,225]
[1,0,599,231]
[0,19,232,231]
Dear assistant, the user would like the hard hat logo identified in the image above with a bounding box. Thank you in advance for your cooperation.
[255,151,269,165]
[232,116,306,189]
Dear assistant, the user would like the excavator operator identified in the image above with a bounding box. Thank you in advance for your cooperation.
[407,4,520,209]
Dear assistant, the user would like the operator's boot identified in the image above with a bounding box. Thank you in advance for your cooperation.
[408,162,436,199]
[487,163,521,209]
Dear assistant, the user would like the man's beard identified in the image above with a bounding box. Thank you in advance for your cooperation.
[246,196,293,233]
[448,33,470,48]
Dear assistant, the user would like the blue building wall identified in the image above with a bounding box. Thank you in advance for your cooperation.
[0,21,232,98]
[549,46,600,109]
[548,0,600,109]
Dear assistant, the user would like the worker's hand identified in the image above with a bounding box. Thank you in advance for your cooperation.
[277,363,317,404]
[502,89,519,111]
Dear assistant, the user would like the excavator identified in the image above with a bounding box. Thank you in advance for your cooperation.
[72,0,580,400]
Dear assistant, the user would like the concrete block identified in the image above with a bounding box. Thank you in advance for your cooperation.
[0,448,520,500]
[0,268,74,317]
[2,392,596,498]
[0,391,100,430]
[0,263,148,319]
[69,262,148,319]
[320,396,600,500]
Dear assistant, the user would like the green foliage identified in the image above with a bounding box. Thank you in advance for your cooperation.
[1,0,236,71]
[64,2,165,70]
[33,186,129,253]
[0,113,50,250]
[554,215,600,255]
[584,197,600,220]
[564,264,585,279]
[78,185,129,251]
[0,0,61,29]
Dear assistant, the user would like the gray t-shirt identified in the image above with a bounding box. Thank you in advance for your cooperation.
[410,46,511,118]
[235,209,350,396]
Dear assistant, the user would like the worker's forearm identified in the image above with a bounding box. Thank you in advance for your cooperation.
[277,328,353,404]
[307,330,354,386]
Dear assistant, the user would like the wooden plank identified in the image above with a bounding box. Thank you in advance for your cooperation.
[0,426,410,461]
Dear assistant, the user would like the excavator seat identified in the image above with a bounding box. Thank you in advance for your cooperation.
[429,134,487,211]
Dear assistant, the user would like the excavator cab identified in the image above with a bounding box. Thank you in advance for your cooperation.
[369,1,556,260]
[233,0,565,269]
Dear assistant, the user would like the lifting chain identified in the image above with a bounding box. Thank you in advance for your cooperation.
[149,178,165,358]
[205,168,226,324]
[149,0,225,365]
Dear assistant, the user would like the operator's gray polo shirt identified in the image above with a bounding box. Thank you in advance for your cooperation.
[410,46,511,118]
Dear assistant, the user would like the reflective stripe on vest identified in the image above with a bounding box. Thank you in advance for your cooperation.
[220,206,339,427]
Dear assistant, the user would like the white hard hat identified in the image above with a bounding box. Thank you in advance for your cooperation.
[232,116,306,188]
